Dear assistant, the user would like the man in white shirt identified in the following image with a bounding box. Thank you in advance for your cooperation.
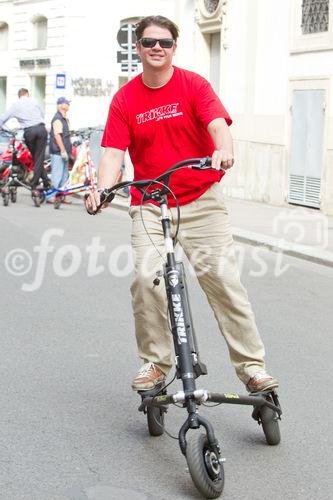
[0,88,49,193]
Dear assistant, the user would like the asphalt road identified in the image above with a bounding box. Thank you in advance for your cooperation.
[1,192,333,500]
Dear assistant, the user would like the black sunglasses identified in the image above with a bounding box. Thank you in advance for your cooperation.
[139,37,174,49]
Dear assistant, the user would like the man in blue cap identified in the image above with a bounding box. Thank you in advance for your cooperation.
[48,97,72,203]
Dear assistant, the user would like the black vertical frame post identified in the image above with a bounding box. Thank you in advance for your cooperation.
[159,198,197,396]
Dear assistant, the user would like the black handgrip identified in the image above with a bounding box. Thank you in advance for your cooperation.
[100,190,115,205]
[191,157,212,170]
[84,189,115,215]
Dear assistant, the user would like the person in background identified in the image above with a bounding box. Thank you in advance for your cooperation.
[116,162,130,198]
[0,88,50,198]
[48,97,72,204]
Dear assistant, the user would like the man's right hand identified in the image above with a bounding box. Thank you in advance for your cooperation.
[61,150,69,161]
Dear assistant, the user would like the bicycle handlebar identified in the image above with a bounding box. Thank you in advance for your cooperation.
[90,157,213,214]
[70,127,104,140]
[0,127,21,137]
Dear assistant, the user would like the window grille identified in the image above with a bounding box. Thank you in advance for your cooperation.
[301,0,329,34]
[204,0,220,15]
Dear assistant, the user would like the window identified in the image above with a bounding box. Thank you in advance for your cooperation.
[290,0,333,52]
[196,0,223,33]
[32,16,47,49]
[204,0,220,15]
[118,76,129,88]
[31,75,46,111]
[0,21,9,51]
[302,0,329,34]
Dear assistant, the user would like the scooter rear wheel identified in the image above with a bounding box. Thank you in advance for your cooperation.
[186,433,224,499]
[147,406,165,436]
[259,402,281,445]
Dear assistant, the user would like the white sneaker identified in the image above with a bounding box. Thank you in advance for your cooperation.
[131,362,166,391]
[246,370,279,393]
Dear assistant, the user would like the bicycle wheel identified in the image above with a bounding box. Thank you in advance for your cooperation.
[10,189,17,203]
[186,433,224,499]
[3,192,9,206]
[147,406,164,436]
[32,193,41,207]
[259,403,281,445]
[38,191,46,204]
[54,196,62,209]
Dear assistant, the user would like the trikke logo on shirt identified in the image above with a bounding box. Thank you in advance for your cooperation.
[136,103,183,124]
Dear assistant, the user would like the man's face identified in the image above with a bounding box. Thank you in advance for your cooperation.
[136,25,176,70]
[59,103,69,113]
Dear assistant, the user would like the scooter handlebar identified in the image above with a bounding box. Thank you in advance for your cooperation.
[89,156,213,214]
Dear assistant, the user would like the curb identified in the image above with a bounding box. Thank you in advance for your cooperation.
[232,228,333,268]
[103,197,333,268]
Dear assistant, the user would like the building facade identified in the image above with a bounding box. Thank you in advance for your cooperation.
[0,0,332,213]
[0,0,183,127]
[192,0,333,214]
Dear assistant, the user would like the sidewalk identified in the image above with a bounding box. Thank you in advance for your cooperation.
[111,193,333,267]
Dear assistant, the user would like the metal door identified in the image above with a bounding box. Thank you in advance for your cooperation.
[289,89,325,208]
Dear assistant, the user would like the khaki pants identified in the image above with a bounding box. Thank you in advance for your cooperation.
[129,182,266,385]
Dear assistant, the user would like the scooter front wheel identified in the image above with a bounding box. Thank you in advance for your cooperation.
[186,433,224,499]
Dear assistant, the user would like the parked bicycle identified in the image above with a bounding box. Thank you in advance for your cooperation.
[41,127,100,209]
[88,157,282,499]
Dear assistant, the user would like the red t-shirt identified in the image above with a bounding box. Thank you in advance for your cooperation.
[102,66,232,206]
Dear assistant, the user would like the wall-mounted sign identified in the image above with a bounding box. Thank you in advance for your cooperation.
[56,73,66,89]
[36,58,51,66]
[71,78,113,97]
[116,23,138,75]
[117,23,136,49]
[117,50,140,64]
[120,62,138,72]
[19,59,35,67]
[19,58,51,68]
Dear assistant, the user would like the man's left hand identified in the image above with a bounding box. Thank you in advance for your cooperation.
[211,149,234,170]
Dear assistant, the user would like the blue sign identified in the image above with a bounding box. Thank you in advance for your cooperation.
[56,73,66,89]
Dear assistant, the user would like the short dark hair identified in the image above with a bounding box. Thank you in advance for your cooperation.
[135,15,179,42]
[18,88,29,98]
